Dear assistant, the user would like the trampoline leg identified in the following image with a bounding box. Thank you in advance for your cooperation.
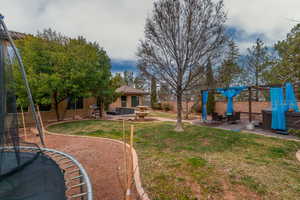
[79,170,84,200]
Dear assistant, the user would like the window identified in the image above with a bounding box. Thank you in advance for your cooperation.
[131,96,139,107]
[67,97,84,110]
[121,96,127,107]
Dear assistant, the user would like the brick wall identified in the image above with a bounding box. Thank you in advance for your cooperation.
[161,101,195,112]
[215,101,271,114]
[157,100,300,115]
[215,101,300,114]
[19,97,97,127]
[19,95,147,127]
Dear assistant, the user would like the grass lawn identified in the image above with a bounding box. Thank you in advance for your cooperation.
[148,110,178,119]
[48,120,300,200]
[149,110,198,120]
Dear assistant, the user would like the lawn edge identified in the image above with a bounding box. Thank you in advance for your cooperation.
[44,120,151,200]
[192,123,300,142]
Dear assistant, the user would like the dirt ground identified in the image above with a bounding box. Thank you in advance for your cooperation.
[28,133,138,200]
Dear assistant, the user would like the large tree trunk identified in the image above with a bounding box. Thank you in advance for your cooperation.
[97,97,104,119]
[175,92,184,132]
[185,101,189,120]
[255,71,259,101]
[53,93,60,121]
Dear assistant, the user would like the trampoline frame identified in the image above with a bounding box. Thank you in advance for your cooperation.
[2,146,93,200]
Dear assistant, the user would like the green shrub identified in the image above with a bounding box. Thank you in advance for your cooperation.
[288,129,300,137]
[152,102,162,110]
[191,102,201,113]
[207,92,215,115]
[162,102,173,111]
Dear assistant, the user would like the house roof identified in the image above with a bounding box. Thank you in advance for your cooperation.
[116,85,148,95]
[0,30,27,40]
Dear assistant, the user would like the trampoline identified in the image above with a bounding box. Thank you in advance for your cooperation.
[0,14,93,200]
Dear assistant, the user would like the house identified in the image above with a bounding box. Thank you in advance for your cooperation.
[109,85,148,110]
[0,30,26,40]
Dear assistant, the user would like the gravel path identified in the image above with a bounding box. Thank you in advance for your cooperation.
[29,134,138,200]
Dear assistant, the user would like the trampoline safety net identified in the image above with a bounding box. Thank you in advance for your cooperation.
[0,15,67,200]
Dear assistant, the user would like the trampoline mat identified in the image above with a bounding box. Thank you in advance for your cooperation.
[0,151,67,200]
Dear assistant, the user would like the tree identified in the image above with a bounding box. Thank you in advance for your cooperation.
[243,38,270,101]
[89,43,117,118]
[133,75,147,90]
[137,0,227,131]
[111,73,125,88]
[15,29,104,121]
[217,40,241,88]
[150,76,158,108]
[266,24,300,83]
[205,59,216,114]
[158,82,172,102]
[123,70,134,87]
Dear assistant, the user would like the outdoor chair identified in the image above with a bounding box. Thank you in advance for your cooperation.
[212,112,224,121]
[227,112,241,123]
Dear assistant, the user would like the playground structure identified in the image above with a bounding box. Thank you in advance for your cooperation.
[201,82,300,133]
[0,14,92,200]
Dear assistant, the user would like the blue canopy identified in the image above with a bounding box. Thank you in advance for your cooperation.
[271,87,287,130]
[202,91,208,121]
[217,86,247,115]
[285,82,299,112]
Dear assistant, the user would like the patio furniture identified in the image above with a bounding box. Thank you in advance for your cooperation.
[135,106,150,120]
[89,104,100,118]
[212,112,224,121]
[107,107,135,115]
[226,112,241,123]
[262,110,300,130]
[116,107,135,115]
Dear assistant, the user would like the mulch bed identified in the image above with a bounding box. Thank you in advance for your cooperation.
[27,133,139,200]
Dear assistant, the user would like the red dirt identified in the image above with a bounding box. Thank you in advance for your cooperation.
[28,134,138,200]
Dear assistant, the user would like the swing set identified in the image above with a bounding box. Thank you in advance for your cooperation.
[201,82,300,132]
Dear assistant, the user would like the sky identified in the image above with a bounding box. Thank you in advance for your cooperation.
[2,0,300,72]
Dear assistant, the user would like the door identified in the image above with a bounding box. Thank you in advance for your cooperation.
[131,96,139,107]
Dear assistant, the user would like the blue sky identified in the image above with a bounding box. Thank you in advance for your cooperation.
[111,26,272,73]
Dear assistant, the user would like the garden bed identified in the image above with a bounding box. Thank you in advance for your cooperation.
[48,120,300,200]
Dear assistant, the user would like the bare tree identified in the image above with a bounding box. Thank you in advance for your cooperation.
[243,38,270,101]
[137,0,227,131]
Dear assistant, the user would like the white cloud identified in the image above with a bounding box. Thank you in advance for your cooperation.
[1,0,153,60]
[2,0,300,60]
[224,0,300,42]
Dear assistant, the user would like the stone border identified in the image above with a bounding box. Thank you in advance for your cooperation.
[44,120,150,200]
[296,150,300,163]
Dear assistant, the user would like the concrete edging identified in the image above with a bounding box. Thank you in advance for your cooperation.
[44,120,150,200]
[296,150,300,163]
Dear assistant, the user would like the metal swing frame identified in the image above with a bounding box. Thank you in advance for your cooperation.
[0,14,93,200]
